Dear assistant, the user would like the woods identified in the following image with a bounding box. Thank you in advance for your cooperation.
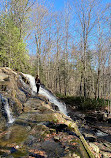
[0,0,111,99]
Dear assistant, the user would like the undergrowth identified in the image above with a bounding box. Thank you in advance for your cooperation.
[56,93,109,111]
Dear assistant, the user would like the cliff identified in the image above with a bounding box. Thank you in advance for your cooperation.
[0,67,95,158]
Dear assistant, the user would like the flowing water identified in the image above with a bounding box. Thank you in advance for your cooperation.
[4,99,15,124]
[39,87,67,115]
[23,74,67,115]
[2,97,15,124]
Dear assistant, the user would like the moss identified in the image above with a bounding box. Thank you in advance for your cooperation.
[66,122,95,158]
[11,150,28,158]
[0,125,30,147]
[18,112,57,123]
[69,139,89,158]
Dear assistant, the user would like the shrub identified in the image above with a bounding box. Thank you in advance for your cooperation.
[56,94,108,111]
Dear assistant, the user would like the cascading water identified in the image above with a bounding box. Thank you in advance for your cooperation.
[39,87,67,115]
[23,74,67,115]
[2,97,15,124]
[22,74,37,95]
[5,100,15,124]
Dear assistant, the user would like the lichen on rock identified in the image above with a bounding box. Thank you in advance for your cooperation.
[0,67,95,158]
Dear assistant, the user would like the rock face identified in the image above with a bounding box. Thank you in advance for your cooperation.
[0,67,95,158]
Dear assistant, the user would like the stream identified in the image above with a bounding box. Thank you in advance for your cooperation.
[24,74,111,155]
[0,73,111,157]
[67,106,111,157]
[23,74,67,115]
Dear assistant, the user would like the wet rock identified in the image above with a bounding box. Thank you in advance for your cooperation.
[0,95,9,126]
[10,147,17,153]
[107,118,111,124]
[0,68,95,158]
[7,156,14,158]
[51,103,59,111]
[97,113,104,122]
[18,72,30,85]
[53,136,60,142]
[83,133,96,142]
[29,152,45,158]
[23,98,43,112]
[38,95,49,103]
[84,116,97,123]
[16,90,26,103]
[41,140,65,157]
[45,122,68,133]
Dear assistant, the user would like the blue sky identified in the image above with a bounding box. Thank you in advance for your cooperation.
[50,0,111,10]
[26,0,111,55]
[0,0,110,12]
[0,0,110,55]
[53,0,65,10]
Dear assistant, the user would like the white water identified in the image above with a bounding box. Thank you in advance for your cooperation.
[23,74,37,95]
[5,100,15,124]
[39,87,67,115]
[23,74,67,115]
[96,130,108,137]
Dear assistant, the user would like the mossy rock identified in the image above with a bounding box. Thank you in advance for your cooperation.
[17,112,56,123]
[0,125,30,147]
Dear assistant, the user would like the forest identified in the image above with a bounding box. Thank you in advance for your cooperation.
[0,0,111,102]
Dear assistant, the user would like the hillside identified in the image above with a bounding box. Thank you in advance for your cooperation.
[0,67,97,158]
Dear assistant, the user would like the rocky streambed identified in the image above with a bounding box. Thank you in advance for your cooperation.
[0,67,111,158]
[0,67,96,158]
[67,105,111,158]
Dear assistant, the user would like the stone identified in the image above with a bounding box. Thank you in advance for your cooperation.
[53,136,60,142]
[51,103,59,111]
[97,113,104,122]
[102,151,111,158]
[41,140,64,157]
[0,68,95,158]
[72,153,80,158]
[10,147,17,153]
[0,73,9,81]
[89,143,99,154]
[107,118,111,124]
[16,90,26,103]
[84,133,96,142]
[84,116,97,123]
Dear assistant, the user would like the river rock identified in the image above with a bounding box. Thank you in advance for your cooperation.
[89,143,99,153]
[0,73,9,81]
[0,67,95,158]
[89,143,100,158]
[84,116,97,123]
[51,103,59,111]
[84,133,96,142]
[107,118,111,124]
[102,151,111,158]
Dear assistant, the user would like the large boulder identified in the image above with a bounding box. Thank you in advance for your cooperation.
[0,67,95,158]
[0,67,26,114]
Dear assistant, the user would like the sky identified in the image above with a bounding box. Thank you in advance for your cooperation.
[0,0,110,14]
[53,0,65,10]
[49,0,111,10]
[27,0,110,54]
[0,0,110,55]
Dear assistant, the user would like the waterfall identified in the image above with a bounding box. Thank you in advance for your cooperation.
[23,74,67,115]
[39,87,67,115]
[2,97,15,124]
[23,74,37,95]
[5,100,15,123]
